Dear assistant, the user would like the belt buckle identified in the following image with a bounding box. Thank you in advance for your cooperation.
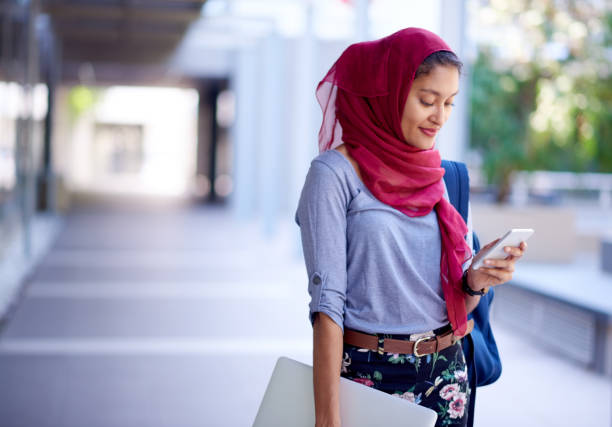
[375,334,384,355]
[413,335,434,357]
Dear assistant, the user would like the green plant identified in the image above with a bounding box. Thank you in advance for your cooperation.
[469,3,612,203]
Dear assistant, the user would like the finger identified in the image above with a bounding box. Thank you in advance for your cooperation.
[472,265,509,280]
[503,246,524,257]
[471,272,499,289]
[477,267,513,285]
[471,270,502,287]
[483,238,500,250]
[476,240,499,256]
[483,258,516,272]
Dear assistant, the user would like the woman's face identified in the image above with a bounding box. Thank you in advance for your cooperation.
[400,65,459,150]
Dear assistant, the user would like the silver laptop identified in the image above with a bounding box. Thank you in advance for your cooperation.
[253,357,437,427]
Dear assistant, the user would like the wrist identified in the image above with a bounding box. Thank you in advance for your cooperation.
[315,413,341,427]
[462,270,488,296]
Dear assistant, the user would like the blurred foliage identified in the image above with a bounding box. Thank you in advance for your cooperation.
[470,51,537,201]
[469,0,612,202]
[67,86,100,120]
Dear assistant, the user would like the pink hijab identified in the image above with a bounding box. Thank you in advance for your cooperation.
[316,28,472,336]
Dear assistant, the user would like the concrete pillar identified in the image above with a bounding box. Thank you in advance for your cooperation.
[437,0,468,162]
[18,0,41,257]
[207,84,221,202]
[196,83,212,201]
[290,3,319,257]
[354,0,369,41]
[230,45,258,220]
[38,17,58,213]
[257,32,284,237]
[602,237,612,275]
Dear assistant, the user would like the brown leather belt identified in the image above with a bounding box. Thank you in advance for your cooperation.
[343,319,474,357]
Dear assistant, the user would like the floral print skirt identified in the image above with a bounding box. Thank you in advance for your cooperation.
[341,330,470,427]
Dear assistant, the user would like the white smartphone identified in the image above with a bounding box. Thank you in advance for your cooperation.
[472,228,535,270]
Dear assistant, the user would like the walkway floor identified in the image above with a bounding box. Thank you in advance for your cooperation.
[0,195,609,426]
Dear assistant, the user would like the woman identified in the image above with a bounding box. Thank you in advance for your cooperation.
[295,28,526,427]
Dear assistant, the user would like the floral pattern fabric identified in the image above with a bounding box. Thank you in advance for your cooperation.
[341,334,470,426]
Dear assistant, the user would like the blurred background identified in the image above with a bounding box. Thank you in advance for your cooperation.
[0,0,611,426]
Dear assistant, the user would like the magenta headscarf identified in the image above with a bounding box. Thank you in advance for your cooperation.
[316,28,472,336]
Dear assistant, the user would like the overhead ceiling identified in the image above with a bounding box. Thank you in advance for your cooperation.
[43,0,208,65]
[36,0,227,86]
[2,0,272,86]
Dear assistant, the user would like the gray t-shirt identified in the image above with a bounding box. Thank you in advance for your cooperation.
[295,149,472,335]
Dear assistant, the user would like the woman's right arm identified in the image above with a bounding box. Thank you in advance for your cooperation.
[313,312,343,427]
[294,160,350,427]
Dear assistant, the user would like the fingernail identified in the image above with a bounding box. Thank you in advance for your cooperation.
[485,260,492,265]
[504,247,511,253]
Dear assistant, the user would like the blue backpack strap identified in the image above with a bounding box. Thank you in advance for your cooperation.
[441,160,469,223]
[442,160,501,427]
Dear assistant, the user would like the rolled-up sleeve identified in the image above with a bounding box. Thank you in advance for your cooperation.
[294,160,348,332]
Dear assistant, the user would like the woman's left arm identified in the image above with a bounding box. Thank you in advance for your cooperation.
[464,241,528,314]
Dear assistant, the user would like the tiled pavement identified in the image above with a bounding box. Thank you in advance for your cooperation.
[0,196,609,426]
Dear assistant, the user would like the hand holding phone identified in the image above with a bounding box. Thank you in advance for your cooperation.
[472,228,534,270]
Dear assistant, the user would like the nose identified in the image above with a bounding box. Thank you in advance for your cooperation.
[430,105,445,126]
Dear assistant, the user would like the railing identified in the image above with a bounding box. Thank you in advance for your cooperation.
[511,170,612,208]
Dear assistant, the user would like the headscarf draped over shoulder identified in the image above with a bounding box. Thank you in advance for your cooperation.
[316,28,472,336]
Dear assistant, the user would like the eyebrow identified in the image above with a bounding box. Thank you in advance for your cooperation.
[419,88,459,97]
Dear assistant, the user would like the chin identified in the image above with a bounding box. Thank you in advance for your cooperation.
[420,136,437,150]
[411,141,435,151]
[405,134,436,150]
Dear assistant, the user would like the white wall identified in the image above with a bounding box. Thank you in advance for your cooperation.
[228,1,469,239]
[56,86,199,197]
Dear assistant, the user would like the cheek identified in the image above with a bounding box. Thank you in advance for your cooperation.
[401,102,423,129]
[406,112,430,132]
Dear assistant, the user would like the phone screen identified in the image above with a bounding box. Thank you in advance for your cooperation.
[472,228,534,270]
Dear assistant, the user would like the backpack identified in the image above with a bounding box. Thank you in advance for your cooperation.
[442,160,502,427]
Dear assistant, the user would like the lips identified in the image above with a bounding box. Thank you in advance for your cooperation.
[419,127,438,137]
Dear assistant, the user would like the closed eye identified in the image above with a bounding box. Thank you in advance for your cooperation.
[421,100,455,107]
